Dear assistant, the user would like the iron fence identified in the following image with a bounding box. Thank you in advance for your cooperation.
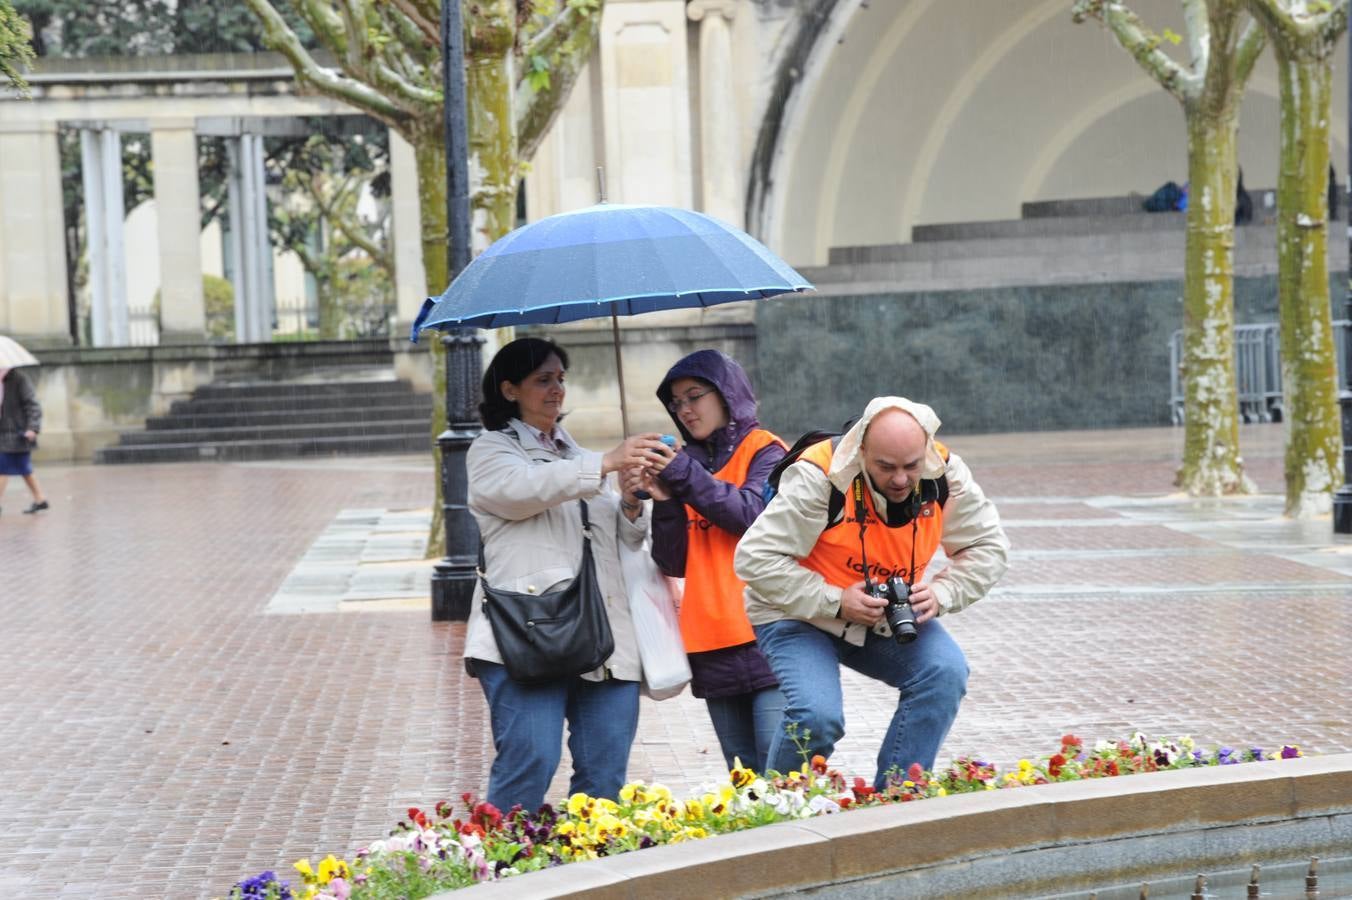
[1169,319,1350,424]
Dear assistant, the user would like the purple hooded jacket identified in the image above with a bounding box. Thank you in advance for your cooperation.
[651,350,785,699]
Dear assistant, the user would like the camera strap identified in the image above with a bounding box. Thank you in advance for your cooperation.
[852,474,919,592]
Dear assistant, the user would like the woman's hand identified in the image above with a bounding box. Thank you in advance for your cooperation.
[623,467,671,501]
[22,430,36,442]
[602,433,672,477]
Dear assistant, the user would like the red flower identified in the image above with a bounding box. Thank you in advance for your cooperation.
[907,763,924,782]
[852,777,876,800]
[435,800,453,819]
[407,807,430,829]
[811,755,828,775]
[1048,754,1066,778]
[472,801,503,832]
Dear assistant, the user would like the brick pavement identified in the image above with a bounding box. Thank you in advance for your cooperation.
[0,425,1349,899]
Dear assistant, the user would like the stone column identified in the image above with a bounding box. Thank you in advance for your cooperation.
[688,0,742,227]
[388,129,427,335]
[225,134,273,343]
[0,121,70,343]
[598,0,693,207]
[151,119,206,343]
[81,128,129,347]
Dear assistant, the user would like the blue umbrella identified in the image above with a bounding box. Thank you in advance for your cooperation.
[412,202,813,431]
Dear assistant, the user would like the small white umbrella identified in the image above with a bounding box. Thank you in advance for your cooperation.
[0,335,39,369]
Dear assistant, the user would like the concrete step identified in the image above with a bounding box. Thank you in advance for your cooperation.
[192,379,412,400]
[1019,187,1278,219]
[911,211,1188,243]
[115,419,430,447]
[94,432,432,464]
[144,403,432,431]
[810,221,1348,291]
[169,390,427,416]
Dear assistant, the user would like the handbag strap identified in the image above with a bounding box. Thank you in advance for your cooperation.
[478,498,593,573]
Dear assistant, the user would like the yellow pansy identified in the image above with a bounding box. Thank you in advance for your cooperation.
[293,859,315,882]
[315,856,349,884]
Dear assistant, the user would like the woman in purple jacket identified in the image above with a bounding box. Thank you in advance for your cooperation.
[627,349,786,773]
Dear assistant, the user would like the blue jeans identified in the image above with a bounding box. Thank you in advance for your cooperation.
[704,686,785,774]
[753,618,969,790]
[474,661,640,813]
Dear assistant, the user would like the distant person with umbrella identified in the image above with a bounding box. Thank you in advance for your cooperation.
[464,337,675,813]
[0,365,49,516]
[629,349,787,774]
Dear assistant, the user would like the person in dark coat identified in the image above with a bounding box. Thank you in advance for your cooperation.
[626,349,787,773]
[0,367,50,516]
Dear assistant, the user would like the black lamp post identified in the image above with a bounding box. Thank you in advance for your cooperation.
[430,0,483,620]
[1335,33,1352,534]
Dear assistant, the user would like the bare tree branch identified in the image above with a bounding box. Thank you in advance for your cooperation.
[297,0,350,56]
[1073,0,1199,102]
[1234,16,1267,84]
[243,0,407,123]
[387,0,440,46]
[1182,0,1210,73]
[516,7,601,160]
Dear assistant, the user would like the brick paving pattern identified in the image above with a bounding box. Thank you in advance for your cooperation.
[0,425,1349,898]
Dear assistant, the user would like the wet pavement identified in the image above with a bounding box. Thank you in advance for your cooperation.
[1,425,1349,899]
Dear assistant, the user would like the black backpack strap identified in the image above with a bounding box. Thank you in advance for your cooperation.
[827,486,846,526]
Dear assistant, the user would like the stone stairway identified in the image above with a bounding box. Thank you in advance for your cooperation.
[95,378,434,464]
[800,188,1349,295]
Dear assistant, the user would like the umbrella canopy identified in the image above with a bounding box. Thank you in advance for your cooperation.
[414,203,812,332]
[0,335,39,369]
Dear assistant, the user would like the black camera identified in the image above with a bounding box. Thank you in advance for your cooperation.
[867,577,918,644]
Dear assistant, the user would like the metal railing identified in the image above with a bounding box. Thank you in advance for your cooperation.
[1169,319,1350,424]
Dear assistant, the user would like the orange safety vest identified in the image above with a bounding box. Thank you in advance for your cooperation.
[796,438,947,590]
[680,428,786,653]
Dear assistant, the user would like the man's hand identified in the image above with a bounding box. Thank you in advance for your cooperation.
[840,581,940,628]
[838,581,887,626]
[905,583,940,625]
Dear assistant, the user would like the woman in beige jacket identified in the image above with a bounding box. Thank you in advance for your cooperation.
[465,337,673,813]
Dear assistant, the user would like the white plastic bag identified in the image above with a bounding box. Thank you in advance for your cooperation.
[619,542,691,700]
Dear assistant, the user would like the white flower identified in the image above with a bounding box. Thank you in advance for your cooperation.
[807,795,841,815]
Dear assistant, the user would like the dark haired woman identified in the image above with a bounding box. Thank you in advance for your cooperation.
[465,337,674,813]
[626,349,786,774]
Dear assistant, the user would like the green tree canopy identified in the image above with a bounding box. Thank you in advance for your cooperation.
[1,0,34,93]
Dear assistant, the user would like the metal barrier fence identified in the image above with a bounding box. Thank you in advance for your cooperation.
[1169,319,1350,424]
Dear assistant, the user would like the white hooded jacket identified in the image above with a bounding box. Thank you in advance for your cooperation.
[734,397,1009,645]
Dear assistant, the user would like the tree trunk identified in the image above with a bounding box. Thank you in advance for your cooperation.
[467,3,519,249]
[414,134,450,557]
[1272,39,1344,517]
[1175,109,1252,495]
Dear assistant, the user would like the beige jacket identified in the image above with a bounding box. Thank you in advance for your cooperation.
[734,397,1009,646]
[464,419,647,681]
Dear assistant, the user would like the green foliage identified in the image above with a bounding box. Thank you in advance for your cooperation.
[526,53,550,92]
[0,0,34,94]
[1160,26,1182,45]
[12,0,312,58]
[203,274,235,342]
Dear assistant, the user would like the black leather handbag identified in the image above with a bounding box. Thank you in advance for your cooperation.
[479,500,615,685]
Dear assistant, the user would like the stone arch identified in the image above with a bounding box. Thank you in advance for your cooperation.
[759,1,1349,266]
[895,0,1067,242]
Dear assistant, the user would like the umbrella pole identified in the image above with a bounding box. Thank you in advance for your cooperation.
[611,312,630,436]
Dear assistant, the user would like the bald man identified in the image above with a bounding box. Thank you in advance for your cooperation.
[734,397,1008,788]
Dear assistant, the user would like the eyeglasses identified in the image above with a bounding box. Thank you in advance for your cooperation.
[667,389,714,414]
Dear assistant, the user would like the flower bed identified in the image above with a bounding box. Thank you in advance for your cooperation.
[225,734,1304,900]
